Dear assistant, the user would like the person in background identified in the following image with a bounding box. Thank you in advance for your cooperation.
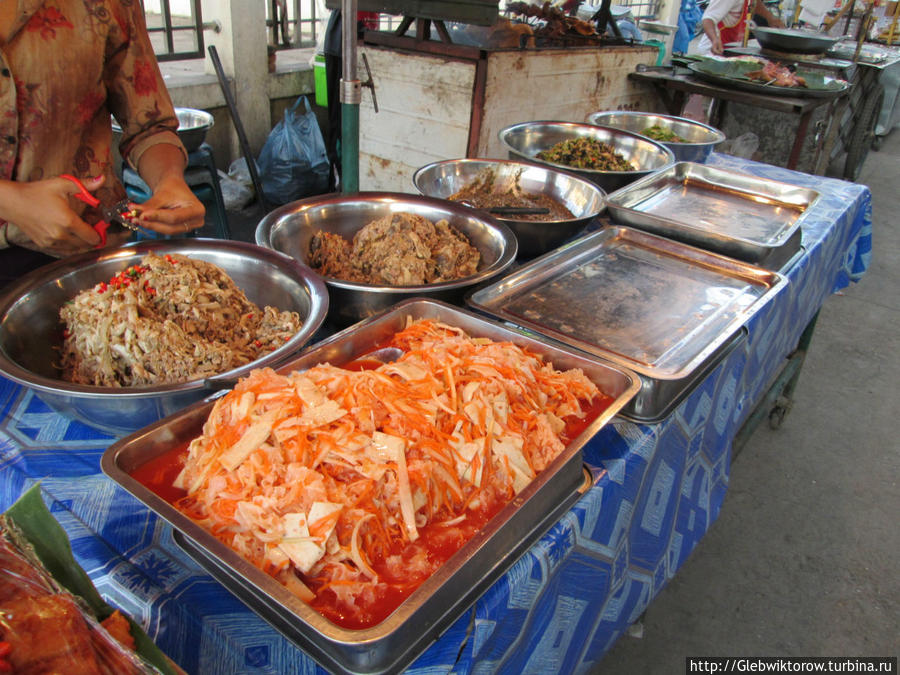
[697,0,784,55]
[323,9,379,191]
[0,0,205,288]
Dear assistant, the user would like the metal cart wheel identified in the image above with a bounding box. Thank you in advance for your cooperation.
[844,84,885,181]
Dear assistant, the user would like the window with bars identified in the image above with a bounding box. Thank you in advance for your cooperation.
[143,0,207,61]
[143,1,330,61]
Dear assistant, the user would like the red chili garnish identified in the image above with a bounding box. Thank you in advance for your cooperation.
[62,329,71,339]
[96,281,108,293]
[254,340,262,348]
[164,254,176,264]
[247,313,254,320]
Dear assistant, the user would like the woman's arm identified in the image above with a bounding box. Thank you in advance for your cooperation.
[132,143,206,236]
[702,17,725,54]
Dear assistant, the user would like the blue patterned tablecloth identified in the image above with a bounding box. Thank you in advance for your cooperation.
[0,154,872,674]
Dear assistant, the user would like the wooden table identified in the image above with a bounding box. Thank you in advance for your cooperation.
[629,68,849,173]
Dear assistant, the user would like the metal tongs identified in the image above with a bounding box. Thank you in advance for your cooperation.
[458,199,550,216]
[61,174,147,246]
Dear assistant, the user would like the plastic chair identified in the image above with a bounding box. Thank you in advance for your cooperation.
[122,142,231,239]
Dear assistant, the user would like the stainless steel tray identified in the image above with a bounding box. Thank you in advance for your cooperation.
[467,227,787,419]
[101,299,640,675]
[605,163,819,271]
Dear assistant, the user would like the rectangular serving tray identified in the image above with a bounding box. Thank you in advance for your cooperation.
[605,162,820,270]
[467,226,787,420]
[101,299,640,675]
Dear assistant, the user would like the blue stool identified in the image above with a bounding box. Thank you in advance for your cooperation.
[122,143,231,239]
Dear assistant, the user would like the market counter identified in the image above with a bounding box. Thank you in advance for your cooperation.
[0,154,871,673]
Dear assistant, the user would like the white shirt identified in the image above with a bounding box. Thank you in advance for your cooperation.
[693,0,747,54]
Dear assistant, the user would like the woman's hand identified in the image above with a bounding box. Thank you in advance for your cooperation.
[132,174,206,236]
[0,176,103,255]
[132,143,206,236]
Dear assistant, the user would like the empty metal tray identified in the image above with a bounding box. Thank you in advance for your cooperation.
[605,162,819,270]
[101,299,640,674]
[467,226,787,420]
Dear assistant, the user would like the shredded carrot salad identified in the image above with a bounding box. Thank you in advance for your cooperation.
[173,318,603,627]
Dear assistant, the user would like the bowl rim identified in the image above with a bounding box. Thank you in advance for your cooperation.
[585,111,727,146]
[112,106,213,133]
[498,120,676,175]
[411,157,607,224]
[0,238,328,397]
[255,191,519,292]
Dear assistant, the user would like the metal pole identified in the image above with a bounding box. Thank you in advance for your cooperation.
[341,0,360,193]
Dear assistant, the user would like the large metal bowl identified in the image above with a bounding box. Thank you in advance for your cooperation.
[751,27,840,55]
[0,239,328,435]
[586,111,725,163]
[412,158,605,259]
[499,121,675,193]
[112,107,214,153]
[255,192,518,327]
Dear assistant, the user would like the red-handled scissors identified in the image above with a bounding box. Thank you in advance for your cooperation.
[61,174,142,247]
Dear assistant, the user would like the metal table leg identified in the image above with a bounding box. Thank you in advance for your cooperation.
[733,310,821,456]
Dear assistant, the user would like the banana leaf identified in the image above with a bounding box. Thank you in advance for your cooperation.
[689,56,848,92]
[3,484,180,675]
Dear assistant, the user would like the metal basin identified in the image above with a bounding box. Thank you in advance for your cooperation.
[255,192,518,327]
[412,158,605,258]
[0,239,328,435]
[499,120,674,193]
[586,111,726,163]
[112,107,214,153]
[751,27,840,55]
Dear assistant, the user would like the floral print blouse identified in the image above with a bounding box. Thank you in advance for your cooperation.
[0,0,186,248]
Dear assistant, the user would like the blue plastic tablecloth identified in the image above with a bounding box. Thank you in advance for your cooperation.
[0,154,872,674]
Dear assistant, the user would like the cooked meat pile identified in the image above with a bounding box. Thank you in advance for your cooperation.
[59,252,303,387]
[0,518,151,674]
[537,137,635,171]
[308,212,481,285]
[745,59,807,88]
[449,167,575,221]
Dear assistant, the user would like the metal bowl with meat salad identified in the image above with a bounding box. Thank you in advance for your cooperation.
[0,239,328,435]
[537,137,636,171]
[499,121,675,192]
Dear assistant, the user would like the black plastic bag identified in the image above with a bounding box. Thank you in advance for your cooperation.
[257,96,330,205]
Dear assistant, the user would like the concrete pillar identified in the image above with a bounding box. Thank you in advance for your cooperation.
[204,0,271,157]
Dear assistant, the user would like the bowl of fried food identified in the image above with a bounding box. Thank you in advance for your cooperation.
[586,111,726,163]
[255,192,517,327]
[499,120,674,193]
[0,239,328,435]
[413,158,606,259]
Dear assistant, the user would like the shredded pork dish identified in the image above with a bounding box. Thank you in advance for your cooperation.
[448,167,575,221]
[59,253,303,387]
[307,212,481,286]
[171,319,606,627]
[537,137,636,171]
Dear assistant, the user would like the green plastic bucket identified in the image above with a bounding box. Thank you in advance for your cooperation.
[314,53,328,107]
